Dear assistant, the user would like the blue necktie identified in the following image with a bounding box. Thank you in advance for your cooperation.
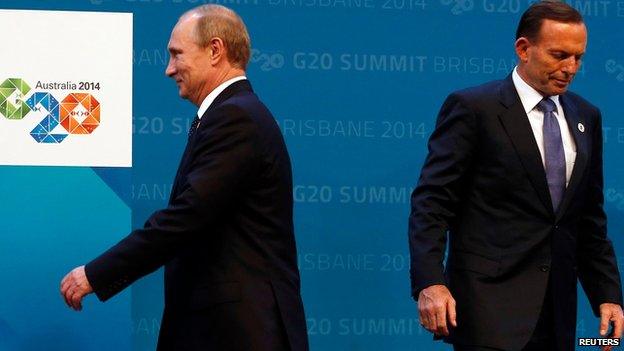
[537,98,566,211]
[188,116,200,138]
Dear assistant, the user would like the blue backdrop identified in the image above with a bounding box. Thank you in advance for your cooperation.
[1,0,623,350]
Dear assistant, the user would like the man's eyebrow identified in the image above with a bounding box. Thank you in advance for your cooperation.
[548,49,585,57]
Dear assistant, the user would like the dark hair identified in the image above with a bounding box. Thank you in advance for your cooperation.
[516,1,583,41]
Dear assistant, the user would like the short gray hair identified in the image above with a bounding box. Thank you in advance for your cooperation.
[183,5,251,69]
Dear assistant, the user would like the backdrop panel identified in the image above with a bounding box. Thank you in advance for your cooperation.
[0,7,133,351]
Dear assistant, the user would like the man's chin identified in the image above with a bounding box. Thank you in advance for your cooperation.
[544,84,569,96]
[549,80,571,95]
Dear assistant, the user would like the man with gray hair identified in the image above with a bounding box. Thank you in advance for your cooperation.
[60,5,309,351]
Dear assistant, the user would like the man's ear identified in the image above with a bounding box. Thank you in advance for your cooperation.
[208,37,226,65]
[515,37,531,63]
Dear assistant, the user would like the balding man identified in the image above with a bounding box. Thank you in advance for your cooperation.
[61,5,309,351]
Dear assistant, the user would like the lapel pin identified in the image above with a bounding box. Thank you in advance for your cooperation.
[577,123,585,133]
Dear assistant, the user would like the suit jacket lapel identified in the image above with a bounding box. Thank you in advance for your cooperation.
[497,76,554,216]
[555,94,588,220]
[168,131,195,203]
[168,79,254,203]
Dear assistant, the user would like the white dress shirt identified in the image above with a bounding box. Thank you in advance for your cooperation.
[511,67,576,186]
[197,75,247,119]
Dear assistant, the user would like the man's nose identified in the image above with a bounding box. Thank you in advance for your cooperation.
[165,60,175,77]
[561,56,581,75]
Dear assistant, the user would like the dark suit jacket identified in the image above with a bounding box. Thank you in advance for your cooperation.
[85,80,309,351]
[408,75,622,350]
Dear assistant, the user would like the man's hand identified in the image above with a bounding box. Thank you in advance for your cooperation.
[60,266,93,311]
[418,284,457,336]
[599,303,624,351]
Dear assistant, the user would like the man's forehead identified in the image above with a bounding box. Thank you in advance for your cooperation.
[174,11,202,35]
[172,14,201,36]
[168,18,197,48]
[537,19,587,41]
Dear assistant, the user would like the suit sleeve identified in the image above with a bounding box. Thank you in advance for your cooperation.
[408,93,478,299]
[577,109,623,316]
[85,104,259,301]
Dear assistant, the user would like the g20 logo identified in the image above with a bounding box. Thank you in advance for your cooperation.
[0,78,100,144]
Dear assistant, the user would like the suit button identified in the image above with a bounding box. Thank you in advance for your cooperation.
[539,264,550,272]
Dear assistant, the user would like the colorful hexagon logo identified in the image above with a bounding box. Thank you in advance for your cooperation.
[0,78,32,120]
[60,93,101,134]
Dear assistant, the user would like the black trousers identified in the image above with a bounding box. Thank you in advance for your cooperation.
[454,284,555,351]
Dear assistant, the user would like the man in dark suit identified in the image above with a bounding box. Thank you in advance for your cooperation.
[60,5,309,351]
[409,2,623,350]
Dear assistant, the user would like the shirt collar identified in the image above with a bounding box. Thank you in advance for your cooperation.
[197,75,247,119]
[512,67,559,114]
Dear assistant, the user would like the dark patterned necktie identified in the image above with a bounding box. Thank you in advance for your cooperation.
[188,115,200,138]
[537,98,566,211]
